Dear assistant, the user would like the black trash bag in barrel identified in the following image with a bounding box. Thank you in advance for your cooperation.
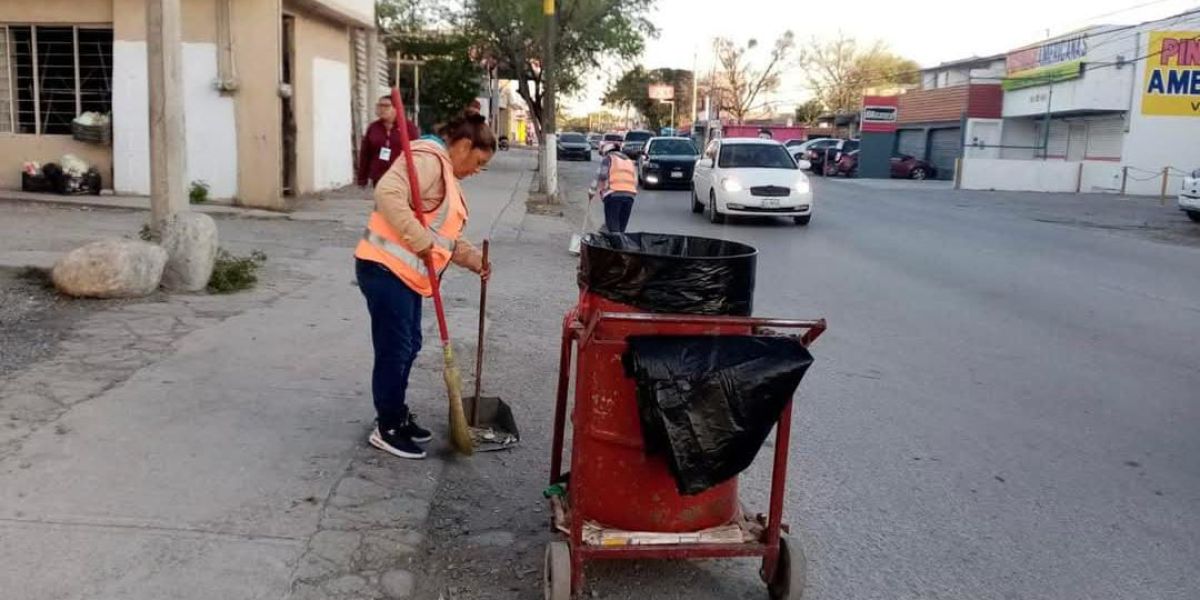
[624,335,815,496]
[579,232,757,316]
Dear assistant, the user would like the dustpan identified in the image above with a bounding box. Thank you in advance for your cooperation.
[468,240,520,451]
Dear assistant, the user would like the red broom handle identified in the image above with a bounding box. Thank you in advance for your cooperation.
[390,87,451,344]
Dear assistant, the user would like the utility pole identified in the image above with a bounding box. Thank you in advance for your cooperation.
[540,0,558,197]
[690,49,698,134]
[146,0,187,230]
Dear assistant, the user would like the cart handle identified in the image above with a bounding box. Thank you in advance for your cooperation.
[592,312,827,347]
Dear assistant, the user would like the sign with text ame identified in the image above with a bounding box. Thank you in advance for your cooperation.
[1142,31,1200,116]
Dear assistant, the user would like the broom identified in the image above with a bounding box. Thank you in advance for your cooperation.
[390,88,474,456]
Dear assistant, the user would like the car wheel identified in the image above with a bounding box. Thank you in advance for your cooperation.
[911,167,928,180]
[847,168,858,178]
[1187,210,1200,223]
[708,190,725,224]
[691,188,704,214]
[794,215,811,226]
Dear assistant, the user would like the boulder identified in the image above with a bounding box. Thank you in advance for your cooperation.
[160,212,218,292]
[51,239,167,298]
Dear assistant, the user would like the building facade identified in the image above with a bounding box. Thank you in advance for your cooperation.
[0,0,383,209]
[894,55,1005,179]
[960,10,1200,195]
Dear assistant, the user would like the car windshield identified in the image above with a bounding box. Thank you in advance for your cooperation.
[624,131,652,143]
[603,134,622,142]
[648,139,697,156]
[718,144,796,169]
[560,133,586,143]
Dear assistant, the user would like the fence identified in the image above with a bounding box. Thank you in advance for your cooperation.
[957,158,1192,199]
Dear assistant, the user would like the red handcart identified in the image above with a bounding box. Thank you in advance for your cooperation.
[546,301,827,599]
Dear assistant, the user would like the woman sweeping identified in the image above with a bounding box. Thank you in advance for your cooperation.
[355,112,495,460]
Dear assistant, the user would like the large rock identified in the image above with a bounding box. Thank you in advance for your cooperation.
[160,212,218,292]
[51,239,167,298]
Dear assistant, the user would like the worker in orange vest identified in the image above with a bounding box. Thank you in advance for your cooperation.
[354,112,495,460]
[588,142,639,233]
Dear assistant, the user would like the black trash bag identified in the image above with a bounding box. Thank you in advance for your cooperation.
[624,335,815,496]
[579,232,757,316]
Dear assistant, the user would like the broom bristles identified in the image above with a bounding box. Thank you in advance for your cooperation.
[443,346,475,455]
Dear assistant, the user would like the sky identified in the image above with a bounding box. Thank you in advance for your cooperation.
[563,0,1200,116]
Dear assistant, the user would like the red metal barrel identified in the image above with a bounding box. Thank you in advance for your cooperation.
[571,293,746,532]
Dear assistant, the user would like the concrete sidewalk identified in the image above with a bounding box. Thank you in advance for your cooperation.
[0,150,540,599]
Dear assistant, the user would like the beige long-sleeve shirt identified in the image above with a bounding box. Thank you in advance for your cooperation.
[372,140,481,272]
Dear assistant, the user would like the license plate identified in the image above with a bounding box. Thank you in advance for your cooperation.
[670,171,683,178]
[762,198,780,208]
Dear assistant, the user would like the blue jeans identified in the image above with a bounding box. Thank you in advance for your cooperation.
[603,193,635,233]
[356,258,422,429]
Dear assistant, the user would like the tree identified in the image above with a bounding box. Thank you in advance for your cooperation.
[798,34,919,114]
[377,1,481,129]
[604,66,693,130]
[710,31,795,124]
[793,98,824,124]
[470,0,657,139]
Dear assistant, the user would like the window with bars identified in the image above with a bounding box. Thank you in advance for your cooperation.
[0,24,113,135]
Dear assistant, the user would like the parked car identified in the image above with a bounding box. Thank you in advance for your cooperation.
[638,137,699,189]
[621,130,654,159]
[890,154,937,180]
[692,138,814,226]
[833,149,860,177]
[793,138,841,174]
[602,132,624,151]
[783,139,806,149]
[556,132,592,161]
[586,132,603,150]
[1180,168,1200,223]
[821,139,859,176]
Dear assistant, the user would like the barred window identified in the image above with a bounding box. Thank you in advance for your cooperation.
[0,25,112,135]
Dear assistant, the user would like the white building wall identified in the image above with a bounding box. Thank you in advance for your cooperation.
[312,57,353,190]
[112,41,238,199]
[1002,27,1138,119]
[1000,118,1037,159]
[1121,28,1200,196]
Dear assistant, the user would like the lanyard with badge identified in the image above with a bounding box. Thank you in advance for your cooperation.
[379,130,393,162]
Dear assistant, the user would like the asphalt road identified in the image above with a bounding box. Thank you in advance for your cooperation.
[416,156,1200,600]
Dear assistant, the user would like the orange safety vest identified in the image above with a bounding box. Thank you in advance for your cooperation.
[354,141,468,297]
[606,154,638,196]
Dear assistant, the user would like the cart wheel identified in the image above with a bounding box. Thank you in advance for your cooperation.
[544,541,572,600]
[767,535,807,599]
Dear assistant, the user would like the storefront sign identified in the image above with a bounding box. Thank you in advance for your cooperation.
[648,84,674,100]
[860,95,898,133]
[1004,35,1088,90]
[1142,31,1200,116]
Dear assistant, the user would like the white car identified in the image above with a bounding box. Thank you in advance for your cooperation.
[692,138,814,226]
[1180,169,1200,223]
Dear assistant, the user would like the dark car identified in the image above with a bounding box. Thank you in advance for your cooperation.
[621,130,654,159]
[586,132,603,149]
[890,154,937,180]
[557,132,592,161]
[794,138,841,174]
[638,137,699,189]
[833,149,860,177]
[602,132,624,151]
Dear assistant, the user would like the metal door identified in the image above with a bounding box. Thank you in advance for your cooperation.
[897,129,926,159]
[928,127,962,180]
[1067,122,1087,161]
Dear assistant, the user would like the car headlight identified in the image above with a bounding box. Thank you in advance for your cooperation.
[721,177,744,192]
[794,178,811,194]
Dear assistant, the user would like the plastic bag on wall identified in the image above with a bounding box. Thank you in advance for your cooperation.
[579,232,757,316]
[624,334,815,495]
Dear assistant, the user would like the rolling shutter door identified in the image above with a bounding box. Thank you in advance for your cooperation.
[1035,120,1069,158]
[1085,116,1123,160]
[897,129,925,159]
[928,127,961,180]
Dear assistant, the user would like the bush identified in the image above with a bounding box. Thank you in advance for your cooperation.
[189,180,210,204]
[207,249,267,294]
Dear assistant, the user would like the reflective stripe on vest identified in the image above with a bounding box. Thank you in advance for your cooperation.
[607,155,638,195]
[354,140,468,297]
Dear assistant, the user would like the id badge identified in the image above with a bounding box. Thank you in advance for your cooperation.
[378,146,392,161]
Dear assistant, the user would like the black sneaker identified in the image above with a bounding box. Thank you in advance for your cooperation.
[399,413,433,444]
[368,426,426,460]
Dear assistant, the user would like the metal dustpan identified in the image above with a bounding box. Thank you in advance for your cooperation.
[467,240,520,452]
